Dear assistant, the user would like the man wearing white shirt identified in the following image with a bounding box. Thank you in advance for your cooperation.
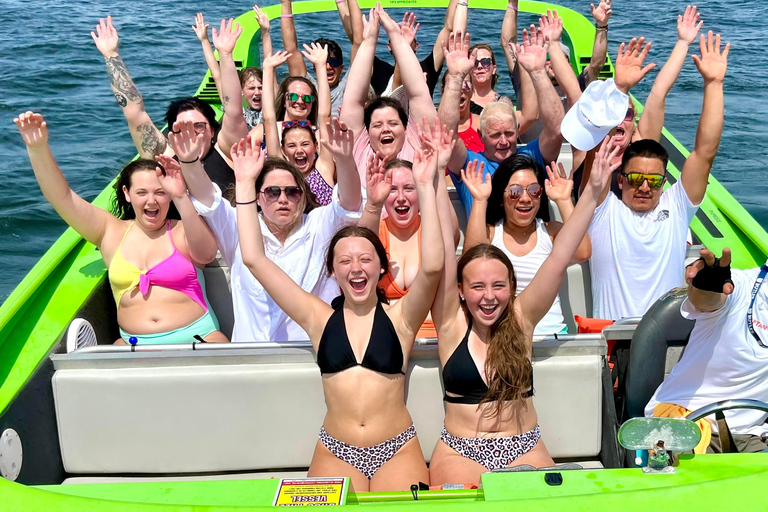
[574,32,729,320]
[646,249,768,453]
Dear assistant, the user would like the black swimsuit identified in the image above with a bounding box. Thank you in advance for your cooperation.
[316,296,405,375]
[442,318,533,403]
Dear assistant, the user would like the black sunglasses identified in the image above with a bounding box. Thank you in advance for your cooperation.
[474,57,493,69]
[260,186,303,202]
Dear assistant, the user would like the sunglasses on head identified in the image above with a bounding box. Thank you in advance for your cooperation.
[474,57,493,69]
[327,57,342,68]
[282,120,311,129]
[622,172,665,189]
[260,186,303,202]
[506,183,543,200]
[170,121,209,135]
[286,92,316,104]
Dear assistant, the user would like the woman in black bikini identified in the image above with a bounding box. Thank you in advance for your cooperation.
[232,128,446,491]
[429,135,620,485]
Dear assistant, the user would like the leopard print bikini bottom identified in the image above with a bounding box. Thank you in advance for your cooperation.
[319,424,417,479]
[440,425,541,471]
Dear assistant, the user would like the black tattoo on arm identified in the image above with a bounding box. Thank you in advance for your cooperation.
[113,92,128,107]
[136,121,167,156]
[105,55,142,103]
[223,95,231,106]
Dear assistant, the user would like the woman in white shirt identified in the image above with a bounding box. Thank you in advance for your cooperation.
[462,154,591,334]
[172,118,363,342]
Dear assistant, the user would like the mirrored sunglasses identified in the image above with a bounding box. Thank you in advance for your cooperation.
[506,183,543,200]
[282,120,312,129]
[622,172,665,189]
[260,186,303,202]
[286,92,316,104]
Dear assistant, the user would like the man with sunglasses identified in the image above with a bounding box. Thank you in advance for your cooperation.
[645,248,768,454]
[585,31,730,321]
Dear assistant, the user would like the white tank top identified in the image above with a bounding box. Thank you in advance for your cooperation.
[492,219,567,334]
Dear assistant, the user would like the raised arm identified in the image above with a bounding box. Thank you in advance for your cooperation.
[378,6,436,123]
[91,16,167,159]
[346,0,365,63]
[319,119,362,211]
[15,112,115,247]
[433,0,463,70]
[232,137,329,343]
[540,11,581,107]
[154,156,218,265]
[340,8,380,134]
[516,137,620,331]
[253,5,276,76]
[637,5,703,141]
[584,0,612,85]
[460,160,492,250]
[302,43,332,129]
[169,120,216,207]
[680,31,728,206]
[396,132,446,337]
[501,0,519,47]
[544,162,591,263]
[685,248,733,312]
[501,1,537,134]
[280,0,308,77]
[390,12,420,91]
[193,13,223,103]
[213,18,249,159]
[358,153,391,232]
[441,32,476,174]
[516,25,565,163]
[261,51,292,159]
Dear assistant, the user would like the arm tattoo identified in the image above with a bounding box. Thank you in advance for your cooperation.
[105,56,142,103]
[113,92,128,107]
[137,121,167,156]
[223,95,231,106]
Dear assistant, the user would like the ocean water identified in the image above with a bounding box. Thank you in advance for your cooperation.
[1,0,766,303]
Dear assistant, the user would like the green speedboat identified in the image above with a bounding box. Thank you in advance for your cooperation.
[1,1,767,510]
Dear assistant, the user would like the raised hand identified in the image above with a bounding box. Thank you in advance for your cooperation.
[231,136,266,183]
[539,10,563,44]
[590,0,612,26]
[376,4,400,35]
[262,50,292,70]
[366,152,392,207]
[212,18,243,55]
[362,8,381,41]
[155,156,187,199]
[319,118,355,160]
[544,162,573,202]
[692,31,729,84]
[613,37,656,93]
[442,31,476,78]
[686,248,734,295]
[168,120,206,162]
[192,13,210,42]
[587,135,622,194]
[418,116,455,172]
[91,15,119,58]
[399,12,420,48]
[301,42,329,69]
[253,4,270,30]
[515,25,548,73]
[677,5,703,44]
[460,160,490,201]
[412,146,439,187]
[14,111,49,148]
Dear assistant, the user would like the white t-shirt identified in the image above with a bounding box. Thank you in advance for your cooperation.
[191,184,363,342]
[588,182,699,320]
[645,267,768,436]
[492,219,567,334]
[306,72,349,118]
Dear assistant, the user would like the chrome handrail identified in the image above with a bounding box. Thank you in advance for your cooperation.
[687,399,768,422]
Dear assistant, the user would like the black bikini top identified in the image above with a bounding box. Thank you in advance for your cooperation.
[442,319,533,404]
[316,296,405,376]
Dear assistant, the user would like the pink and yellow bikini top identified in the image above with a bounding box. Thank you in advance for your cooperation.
[108,221,208,312]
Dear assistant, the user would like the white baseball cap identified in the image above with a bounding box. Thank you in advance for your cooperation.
[561,78,629,151]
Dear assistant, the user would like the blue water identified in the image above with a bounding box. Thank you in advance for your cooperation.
[1,0,766,303]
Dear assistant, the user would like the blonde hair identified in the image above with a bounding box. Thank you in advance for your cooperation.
[478,101,518,135]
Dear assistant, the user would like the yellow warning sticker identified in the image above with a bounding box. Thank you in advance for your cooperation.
[273,478,347,506]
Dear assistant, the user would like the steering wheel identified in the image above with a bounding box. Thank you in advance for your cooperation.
[687,399,768,453]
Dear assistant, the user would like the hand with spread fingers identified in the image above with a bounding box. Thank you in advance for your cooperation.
[91,15,119,58]
[168,120,206,163]
[418,116,455,172]
[400,12,420,48]
[319,118,355,160]
[212,18,243,55]
[362,7,381,41]
[677,5,703,45]
[192,13,210,42]
[155,156,187,200]
[262,50,292,70]
[461,159,490,201]
[587,135,623,194]
[590,0,612,27]
[614,37,657,93]
[253,4,270,31]
[516,25,548,73]
[544,161,572,203]
[692,30,730,84]
[686,248,734,295]
[366,152,393,207]
[14,111,49,148]
[301,42,329,69]
[539,10,563,44]
[442,31,476,78]
[412,143,439,187]
[231,136,266,184]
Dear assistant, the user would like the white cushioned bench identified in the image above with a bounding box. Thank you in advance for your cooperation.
[51,337,605,476]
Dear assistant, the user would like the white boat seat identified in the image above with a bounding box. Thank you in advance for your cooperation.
[51,337,605,475]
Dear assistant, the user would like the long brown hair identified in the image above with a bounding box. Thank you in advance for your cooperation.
[275,76,319,125]
[457,244,532,416]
